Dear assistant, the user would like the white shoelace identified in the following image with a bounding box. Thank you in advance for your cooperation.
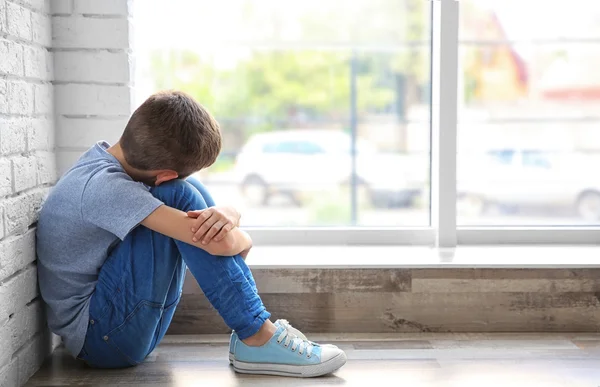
[276,327,315,357]
[278,319,293,330]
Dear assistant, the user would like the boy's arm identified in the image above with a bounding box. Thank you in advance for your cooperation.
[188,206,240,244]
[141,204,252,256]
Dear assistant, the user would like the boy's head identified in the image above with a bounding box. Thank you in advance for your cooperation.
[120,91,221,185]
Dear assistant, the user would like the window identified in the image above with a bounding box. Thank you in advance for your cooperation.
[457,0,600,226]
[134,0,600,246]
[134,0,431,228]
[262,141,324,155]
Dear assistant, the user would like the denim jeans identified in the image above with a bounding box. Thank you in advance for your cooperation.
[77,178,270,368]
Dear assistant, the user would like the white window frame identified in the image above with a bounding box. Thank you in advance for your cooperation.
[245,0,600,247]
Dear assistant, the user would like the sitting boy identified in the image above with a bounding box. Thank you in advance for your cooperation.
[36,91,346,377]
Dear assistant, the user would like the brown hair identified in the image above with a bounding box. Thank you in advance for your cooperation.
[121,90,222,176]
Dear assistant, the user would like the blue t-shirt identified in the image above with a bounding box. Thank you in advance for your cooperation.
[36,142,163,357]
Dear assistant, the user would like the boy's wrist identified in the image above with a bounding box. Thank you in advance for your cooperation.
[229,206,241,227]
[219,206,241,227]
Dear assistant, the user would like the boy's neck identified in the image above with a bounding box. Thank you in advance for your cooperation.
[107,142,131,172]
[107,142,152,184]
[106,142,177,186]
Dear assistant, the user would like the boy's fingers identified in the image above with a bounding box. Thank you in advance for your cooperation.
[190,209,212,232]
[213,224,233,242]
[193,215,216,242]
[202,221,225,244]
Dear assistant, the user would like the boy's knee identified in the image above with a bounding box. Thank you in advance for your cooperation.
[150,179,208,211]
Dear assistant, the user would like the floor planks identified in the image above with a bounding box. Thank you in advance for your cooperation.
[26,333,600,386]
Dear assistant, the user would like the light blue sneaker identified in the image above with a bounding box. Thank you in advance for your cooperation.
[228,319,308,356]
[228,319,328,362]
[228,325,347,377]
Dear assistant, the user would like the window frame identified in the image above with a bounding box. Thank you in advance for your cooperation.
[242,0,600,247]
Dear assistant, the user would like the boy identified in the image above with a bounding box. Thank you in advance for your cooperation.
[36,91,346,377]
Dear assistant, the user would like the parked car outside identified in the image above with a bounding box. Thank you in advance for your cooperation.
[233,129,426,208]
[458,149,600,220]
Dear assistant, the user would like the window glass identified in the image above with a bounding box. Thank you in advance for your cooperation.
[458,0,600,225]
[135,0,431,226]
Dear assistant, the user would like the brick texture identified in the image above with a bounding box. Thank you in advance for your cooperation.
[74,0,130,15]
[0,230,36,280]
[54,51,131,83]
[54,84,131,116]
[24,46,53,81]
[27,118,54,151]
[0,1,6,33]
[0,1,58,386]
[0,206,4,240]
[56,116,126,148]
[33,83,53,114]
[0,117,27,155]
[50,0,71,15]
[0,39,24,76]
[7,81,34,115]
[20,0,48,13]
[52,16,130,49]
[1,0,134,384]
[0,80,7,113]
[0,159,11,197]
[53,0,134,174]
[12,156,38,192]
[6,2,32,41]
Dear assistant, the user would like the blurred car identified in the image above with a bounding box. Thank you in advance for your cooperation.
[458,149,600,220]
[233,129,426,208]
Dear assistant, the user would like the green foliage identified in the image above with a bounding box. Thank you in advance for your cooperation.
[148,0,427,136]
[306,191,352,225]
[306,186,372,225]
[209,157,235,173]
[238,51,352,117]
[150,50,396,122]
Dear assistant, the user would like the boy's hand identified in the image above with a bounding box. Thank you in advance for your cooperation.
[187,206,241,244]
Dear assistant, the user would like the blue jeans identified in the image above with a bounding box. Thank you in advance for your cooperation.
[77,178,270,368]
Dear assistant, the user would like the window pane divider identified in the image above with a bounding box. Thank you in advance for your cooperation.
[430,0,459,248]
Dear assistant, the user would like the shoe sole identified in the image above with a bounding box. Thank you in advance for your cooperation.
[228,352,347,378]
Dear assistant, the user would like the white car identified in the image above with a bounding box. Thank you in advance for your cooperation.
[458,149,600,220]
[233,130,426,207]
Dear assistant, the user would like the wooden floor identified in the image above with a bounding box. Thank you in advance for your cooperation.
[27,333,600,387]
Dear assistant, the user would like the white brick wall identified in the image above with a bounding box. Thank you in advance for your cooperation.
[0,0,134,384]
[74,0,130,16]
[6,2,32,41]
[54,84,131,116]
[54,51,131,83]
[7,81,34,115]
[52,0,134,175]
[56,116,126,148]
[52,17,130,49]
[0,0,59,386]
[0,39,23,76]
[0,81,7,113]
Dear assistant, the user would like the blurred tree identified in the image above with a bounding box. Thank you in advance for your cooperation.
[150,50,394,130]
[149,0,427,136]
